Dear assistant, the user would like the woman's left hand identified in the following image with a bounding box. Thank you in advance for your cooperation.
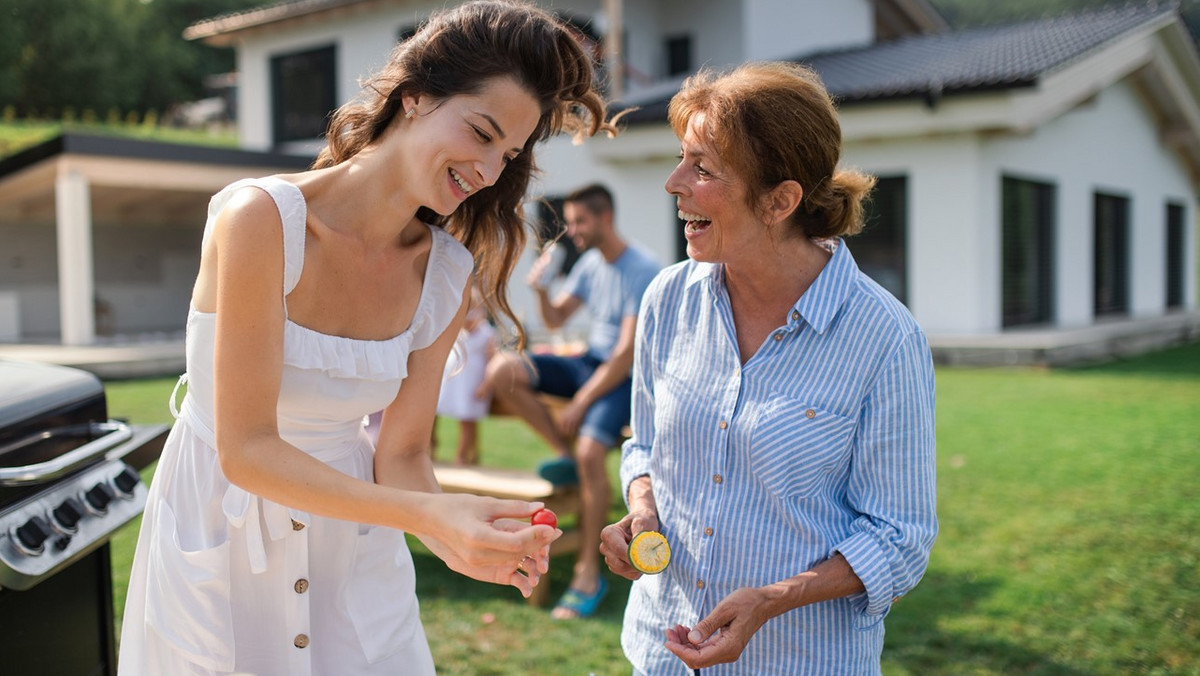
[663,586,773,669]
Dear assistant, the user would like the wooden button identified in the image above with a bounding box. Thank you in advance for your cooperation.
[773,333,782,341]
[294,634,309,648]
[713,474,723,484]
[719,420,728,429]
[294,578,309,594]
[696,579,705,589]
[805,409,816,419]
[291,519,305,531]
[704,527,713,536]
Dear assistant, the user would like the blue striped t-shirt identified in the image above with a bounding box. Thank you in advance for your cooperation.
[619,239,938,675]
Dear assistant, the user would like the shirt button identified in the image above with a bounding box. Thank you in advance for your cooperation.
[773,333,782,341]
[792,310,800,321]
[713,474,723,484]
[696,579,705,589]
[805,409,816,419]
[719,420,728,430]
[294,634,309,649]
[294,578,309,594]
[291,519,305,531]
[704,527,713,536]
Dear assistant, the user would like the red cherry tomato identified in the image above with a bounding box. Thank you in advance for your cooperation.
[531,508,558,528]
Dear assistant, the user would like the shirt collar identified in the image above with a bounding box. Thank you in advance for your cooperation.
[793,238,855,335]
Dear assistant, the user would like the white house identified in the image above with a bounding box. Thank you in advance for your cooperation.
[181,0,1200,363]
[2,0,1197,367]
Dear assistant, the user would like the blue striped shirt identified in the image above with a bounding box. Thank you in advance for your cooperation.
[619,240,937,675]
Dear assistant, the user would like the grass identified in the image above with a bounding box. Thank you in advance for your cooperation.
[102,342,1200,675]
[0,120,238,159]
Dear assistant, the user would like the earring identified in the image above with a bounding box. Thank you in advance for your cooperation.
[405,108,416,119]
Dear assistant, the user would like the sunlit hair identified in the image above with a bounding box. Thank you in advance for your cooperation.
[667,61,875,239]
[313,0,616,348]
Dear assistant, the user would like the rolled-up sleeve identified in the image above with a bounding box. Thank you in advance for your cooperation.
[833,329,938,624]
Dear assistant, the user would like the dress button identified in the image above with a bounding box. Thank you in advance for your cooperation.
[719,420,728,430]
[294,578,309,594]
[696,579,705,589]
[773,333,782,341]
[294,634,309,649]
[704,527,713,536]
[291,519,305,531]
[805,409,816,419]
[713,474,723,484]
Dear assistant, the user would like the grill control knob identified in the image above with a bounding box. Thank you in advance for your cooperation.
[84,482,116,514]
[15,515,52,554]
[52,497,85,532]
[113,466,141,497]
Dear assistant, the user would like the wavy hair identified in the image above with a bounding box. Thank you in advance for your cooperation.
[313,0,615,347]
[667,61,874,239]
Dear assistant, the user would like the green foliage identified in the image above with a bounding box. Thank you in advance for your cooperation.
[103,343,1200,674]
[0,0,261,120]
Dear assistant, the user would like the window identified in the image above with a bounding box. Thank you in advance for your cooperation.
[852,176,908,304]
[1093,192,1130,317]
[397,24,417,42]
[665,35,692,77]
[271,45,337,145]
[1002,177,1056,328]
[1166,202,1186,310]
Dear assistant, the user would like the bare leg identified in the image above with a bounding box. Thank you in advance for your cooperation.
[456,420,479,465]
[483,352,571,456]
[550,435,611,619]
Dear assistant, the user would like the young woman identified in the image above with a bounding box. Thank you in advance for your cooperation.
[118,3,613,674]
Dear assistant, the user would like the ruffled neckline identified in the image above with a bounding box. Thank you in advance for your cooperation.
[190,224,461,382]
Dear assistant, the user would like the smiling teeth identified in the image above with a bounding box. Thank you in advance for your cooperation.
[450,169,473,194]
[678,209,709,222]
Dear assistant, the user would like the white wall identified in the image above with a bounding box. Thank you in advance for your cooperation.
[983,79,1197,324]
[743,0,873,62]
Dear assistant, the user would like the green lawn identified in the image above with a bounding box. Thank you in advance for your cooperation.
[103,342,1200,675]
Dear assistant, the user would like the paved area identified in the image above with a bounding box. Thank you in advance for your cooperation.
[1,312,1197,378]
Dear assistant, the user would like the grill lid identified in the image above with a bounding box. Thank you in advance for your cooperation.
[0,360,104,430]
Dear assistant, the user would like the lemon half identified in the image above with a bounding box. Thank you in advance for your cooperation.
[628,530,671,575]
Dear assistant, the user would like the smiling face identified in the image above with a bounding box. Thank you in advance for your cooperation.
[403,76,541,217]
[664,113,762,265]
[563,200,607,252]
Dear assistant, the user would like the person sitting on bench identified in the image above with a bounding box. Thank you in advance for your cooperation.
[482,183,660,619]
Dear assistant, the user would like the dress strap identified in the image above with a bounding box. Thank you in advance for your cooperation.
[251,177,307,318]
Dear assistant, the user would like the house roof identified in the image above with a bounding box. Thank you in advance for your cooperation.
[618,3,1182,123]
[185,0,946,46]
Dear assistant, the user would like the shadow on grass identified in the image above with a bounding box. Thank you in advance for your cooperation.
[1064,340,1200,377]
[884,570,1091,676]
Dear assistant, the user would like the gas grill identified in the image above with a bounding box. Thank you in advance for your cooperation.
[0,359,168,675]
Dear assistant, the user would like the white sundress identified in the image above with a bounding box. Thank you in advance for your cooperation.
[118,176,474,676]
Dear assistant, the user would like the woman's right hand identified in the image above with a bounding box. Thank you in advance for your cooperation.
[599,509,660,580]
[414,493,561,598]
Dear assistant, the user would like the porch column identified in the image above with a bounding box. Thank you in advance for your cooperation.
[55,168,95,345]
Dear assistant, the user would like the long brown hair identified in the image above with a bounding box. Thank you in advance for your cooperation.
[314,0,614,346]
[668,61,874,239]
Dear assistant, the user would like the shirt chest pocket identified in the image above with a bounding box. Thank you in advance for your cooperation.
[748,399,857,499]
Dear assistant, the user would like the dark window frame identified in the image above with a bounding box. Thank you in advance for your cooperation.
[1166,202,1186,310]
[1001,175,1057,328]
[851,175,908,305]
[270,44,338,145]
[1093,191,1131,317]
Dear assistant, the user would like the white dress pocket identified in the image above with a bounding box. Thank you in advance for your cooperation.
[144,502,235,672]
[345,526,422,665]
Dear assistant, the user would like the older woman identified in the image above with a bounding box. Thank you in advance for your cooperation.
[600,62,937,675]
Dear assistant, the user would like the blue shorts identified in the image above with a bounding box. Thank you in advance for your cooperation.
[528,352,631,448]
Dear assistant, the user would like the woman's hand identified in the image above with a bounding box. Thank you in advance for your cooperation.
[415,493,560,598]
[663,586,773,669]
[599,508,660,580]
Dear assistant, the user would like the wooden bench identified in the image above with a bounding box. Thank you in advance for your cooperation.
[431,393,628,606]
[432,462,580,606]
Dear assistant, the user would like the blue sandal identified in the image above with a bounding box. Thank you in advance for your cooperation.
[537,456,578,486]
[552,577,608,619]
